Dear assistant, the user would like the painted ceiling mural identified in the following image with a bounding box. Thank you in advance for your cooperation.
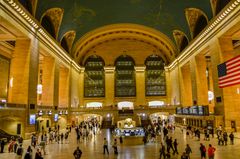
[36,0,213,44]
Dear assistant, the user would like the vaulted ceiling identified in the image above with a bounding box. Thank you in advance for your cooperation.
[17,0,231,64]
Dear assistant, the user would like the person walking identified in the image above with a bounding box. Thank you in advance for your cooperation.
[229,132,234,145]
[15,144,23,159]
[208,144,216,159]
[0,139,5,153]
[119,136,123,144]
[199,143,206,159]
[173,139,179,155]
[35,148,43,159]
[112,138,118,154]
[185,144,192,159]
[159,143,166,159]
[24,146,32,159]
[181,152,189,159]
[103,138,109,155]
[73,146,82,159]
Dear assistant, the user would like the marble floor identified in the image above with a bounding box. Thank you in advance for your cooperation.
[0,128,239,159]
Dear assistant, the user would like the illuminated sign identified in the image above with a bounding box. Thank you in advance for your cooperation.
[29,114,36,125]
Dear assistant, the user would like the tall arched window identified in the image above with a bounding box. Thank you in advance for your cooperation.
[145,55,166,96]
[115,55,136,97]
[193,15,208,38]
[61,37,69,52]
[180,36,188,52]
[84,55,105,97]
[41,16,55,38]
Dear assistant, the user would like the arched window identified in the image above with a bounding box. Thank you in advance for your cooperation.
[193,15,208,38]
[41,16,56,38]
[84,55,105,97]
[180,36,188,52]
[18,0,32,14]
[145,55,166,96]
[216,0,230,15]
[61,37,69,52]
[115,55,136,97]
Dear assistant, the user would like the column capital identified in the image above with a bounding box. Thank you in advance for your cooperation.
[134,66,146,72]
[104,66,115,73]
[80,67,85,73]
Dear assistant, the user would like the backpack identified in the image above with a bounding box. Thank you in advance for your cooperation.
[17,147,23,155]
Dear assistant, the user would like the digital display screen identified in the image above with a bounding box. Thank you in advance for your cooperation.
[29,114,36,125]
[182,108,189,114]
[192,106,198,115]
[54,114,58,122]
[198,106,203,115]
[176,107,182,114]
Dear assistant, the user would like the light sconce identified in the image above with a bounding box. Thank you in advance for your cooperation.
[37,84,42,94]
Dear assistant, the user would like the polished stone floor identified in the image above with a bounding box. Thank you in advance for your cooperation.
[0,128,239,159]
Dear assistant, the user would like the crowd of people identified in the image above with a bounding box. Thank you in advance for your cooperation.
[0,118,238,159]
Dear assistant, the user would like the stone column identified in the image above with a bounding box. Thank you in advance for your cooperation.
[53,61,60,108]
[165,68,171,105]
[8,37,39,137]
[69,67,80,108]
[135,66,146,106]
[27,37,39,136]
[104,66,115,107]
[190,58,197,105]
[79,67,85,107]
[180,64,193,106]
[41,56,55,106]
[8,39,32,104]
[59,67,70,108]
[194,54,209,105]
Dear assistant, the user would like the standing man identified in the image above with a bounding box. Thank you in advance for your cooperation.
[229,132,234,145]
[73,146,82,159]
[103,138,109,155]
[185,144,192,159]
[16,144,23,159]
[173,139,179,155]
[159,142,166,159]
[199,143,206,159]
[0,139,5,153]
[112,138,118,154]
[208,144,216,159]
